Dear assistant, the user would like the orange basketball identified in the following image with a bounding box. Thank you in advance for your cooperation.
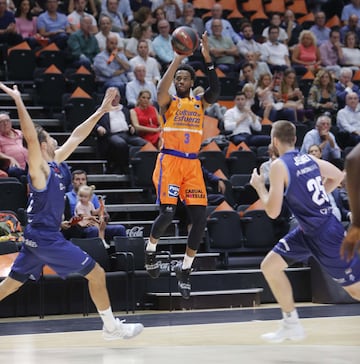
[171,26,199,56]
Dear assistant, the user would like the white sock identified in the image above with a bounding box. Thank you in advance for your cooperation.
[182,254,194,270]
[282,309,299,324]
[146,239,157,252]
[98,307,117,332]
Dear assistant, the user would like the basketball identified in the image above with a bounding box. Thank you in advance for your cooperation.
[171,26,199,56]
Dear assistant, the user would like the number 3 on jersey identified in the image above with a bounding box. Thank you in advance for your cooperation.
[184,133,190,144]
[306,176,329,206]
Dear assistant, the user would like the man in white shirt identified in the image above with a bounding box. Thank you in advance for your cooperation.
[125,64,157,107]
[261,25,290,73]
[224,92,271,147]
[337,92,360,147]
[128,40,161,85]
[95,89,147,173]
[68,0,98,34]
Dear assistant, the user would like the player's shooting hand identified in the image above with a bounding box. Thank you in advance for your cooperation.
[250,167,264,191]
[201,31,211,62]
[0,83,21,100]
[100,87,119,113]
[340,225,360,262]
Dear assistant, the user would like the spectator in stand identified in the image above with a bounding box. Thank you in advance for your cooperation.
[242,51,271,81]
[308,69,338,119]
[300,114,341,163]
[280,9,302,48]
[62,169,126,243]
[340,14,360,43]
[128,39,161,85]
[130,90,162,148]
[67,0,98,34]
[237,23,265,61]
[68,0,98,19]
[15,0,38,48]
[0,0,23,46]
[261,25,291,73]
[0,112,28,179]
[279,68,305,123]
[131,5,154,32]
[37,0,72,49]
[341,0,360,26]
[125,63,157,108]
[238,62,258,91]
[262,13,288,44]
[291,30,322,76]
[242,83,256,110]
[93,34,130,93]
[341,31,360,70]
[205,3,241,45]
[153,0,182,31]
[336,67,360,109]
[310,11,330,47]
[319,28,344,79]
[256,72,296,123]
[95,14,124,51]
[208,19,239,76]
[151,6,166,35]
[94,89,147,174]
[336,92,360,146]
[67,15,100,70]
[125,23,154,59]
[100,0,129,38]
[175,2,204,36]
[259,144,278,185]
[101,0,134,25]
[152,19,174,71]
[224,91,271,147]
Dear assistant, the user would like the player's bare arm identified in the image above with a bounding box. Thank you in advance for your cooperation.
[157,53,187,112]
[0,82,49,189]
[311,156,345,194]
[250,159,286,219]
[55,87,119,163]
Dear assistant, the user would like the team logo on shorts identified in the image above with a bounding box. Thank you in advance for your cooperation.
[168,184,180,198]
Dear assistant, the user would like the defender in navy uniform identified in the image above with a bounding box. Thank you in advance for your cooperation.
[250,120,360,343]
[0,84,143,341]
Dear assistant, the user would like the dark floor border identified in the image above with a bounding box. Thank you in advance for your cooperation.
[1,304,360,336]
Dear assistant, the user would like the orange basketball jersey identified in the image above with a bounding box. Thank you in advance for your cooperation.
[161,95,204,153]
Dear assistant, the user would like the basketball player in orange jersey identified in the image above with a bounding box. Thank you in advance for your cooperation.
[145,32,220,299]
[341,143,360,261]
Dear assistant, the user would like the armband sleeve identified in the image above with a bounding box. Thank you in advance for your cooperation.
[203,62,220,104]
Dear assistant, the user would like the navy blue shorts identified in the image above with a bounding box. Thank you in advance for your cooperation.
[273,215,360,287]
[9,225,96,282]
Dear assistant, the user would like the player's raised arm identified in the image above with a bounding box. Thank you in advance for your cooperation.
[0,83,47,187]
[200,32,220,109]
[157,53,186,110]
[55,87,118,163]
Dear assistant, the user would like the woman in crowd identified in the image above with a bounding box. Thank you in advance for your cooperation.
[125,23,154,59]
[342,31,360,70]
[280,68,305,122]
[291,30,322,76]
[308,69,338,119]
[130,90,162,149]
[15,0,38,48]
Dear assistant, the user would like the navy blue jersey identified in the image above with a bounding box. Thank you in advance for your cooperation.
[280,150,333,235]
[26,162,66,231]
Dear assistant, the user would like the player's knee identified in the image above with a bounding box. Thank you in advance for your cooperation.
[151,204,176,238]
[86,263,106,284]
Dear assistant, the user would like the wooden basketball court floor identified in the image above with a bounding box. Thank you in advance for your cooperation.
[1,303,360,364]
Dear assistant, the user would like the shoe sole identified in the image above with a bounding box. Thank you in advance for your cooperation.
[261,334,306,343]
